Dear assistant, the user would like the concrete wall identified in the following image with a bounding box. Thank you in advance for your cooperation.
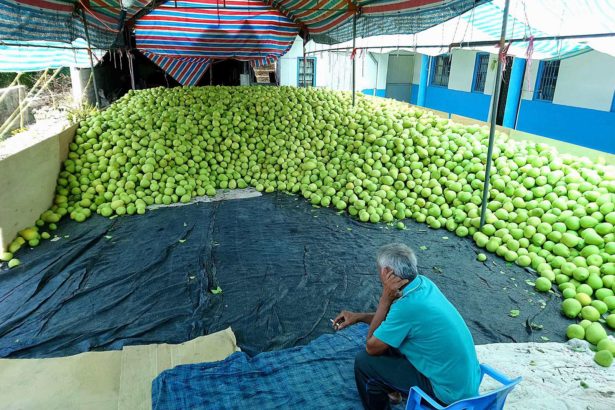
[0,86,34,139]
[0,125,76,251]
[516,50,615,153]
[278,36,304,87]
[280,37,390,95]
[521,50,615,111]
[448,49,476,92]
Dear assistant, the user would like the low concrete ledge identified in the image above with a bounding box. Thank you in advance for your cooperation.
[0,124,76,251]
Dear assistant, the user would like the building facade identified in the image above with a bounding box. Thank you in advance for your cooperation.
[278,37,615,154]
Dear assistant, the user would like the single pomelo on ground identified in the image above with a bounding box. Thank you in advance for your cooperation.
[596,338,615,355]
[581,306,600,322]
[579,319,592,329]
[0,252,12,262]
[8,258,20,269]
[562,299,583,318]
[594,350,613,367]
[535,277,552,292]
[566,324,585,340]
[586,322,607,345]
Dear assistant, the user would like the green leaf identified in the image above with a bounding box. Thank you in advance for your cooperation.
[419,245,428,251]
[178,239,186,243]
[580,381,589,389]
[105,235,112,240]
[509,309,520,318]
[540,336,550,341]
[210,286,223,295]
[530,323,543,330]
[442,236,448,240]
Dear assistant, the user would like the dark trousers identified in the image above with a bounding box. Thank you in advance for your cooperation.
[354,349,439,410]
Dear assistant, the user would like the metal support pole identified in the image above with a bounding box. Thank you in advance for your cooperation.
[81,10,100,107]
[479,0,511,228]
[351,12,357,106]
[302,38,307,87]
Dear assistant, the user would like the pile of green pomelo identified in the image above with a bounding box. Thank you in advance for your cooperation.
[2,86,614,366]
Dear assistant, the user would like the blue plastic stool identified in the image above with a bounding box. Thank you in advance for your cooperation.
[405,364,522,410]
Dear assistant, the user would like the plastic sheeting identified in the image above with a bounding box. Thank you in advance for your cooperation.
[151,323,369,410]
[135,0,298,85]
[0,193,569,359]
[0,0,149,48]
[308,0,615,60]
[0,40,106,72]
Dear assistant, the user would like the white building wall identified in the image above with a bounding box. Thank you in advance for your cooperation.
[520,61,540,100]
[412,55,422,84]
[448,49,477,92]
[483,54,498,96]
[314,51,353,90]
[553,51,615,111]
[520,50,615,112]
[278,36,303,87]
[358,52,388,91]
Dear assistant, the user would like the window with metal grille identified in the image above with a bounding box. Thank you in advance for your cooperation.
[431,55,451,87]
[535,60,560,102]
[297,58,316,87]
[473,53,489,92]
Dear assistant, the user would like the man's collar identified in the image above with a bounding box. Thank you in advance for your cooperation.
[401,275,422,296]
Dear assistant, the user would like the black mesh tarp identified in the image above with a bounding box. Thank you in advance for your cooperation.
[0,192,568,358]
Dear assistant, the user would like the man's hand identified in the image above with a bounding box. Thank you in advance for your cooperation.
[333,310,361,331]
[381,272,409,303]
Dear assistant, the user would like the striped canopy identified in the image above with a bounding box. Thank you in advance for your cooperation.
[136,0,298,85]
[308,0,615,60]
[0,0,482,73]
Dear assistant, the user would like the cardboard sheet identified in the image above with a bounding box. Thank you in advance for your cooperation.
[0,327,238,410]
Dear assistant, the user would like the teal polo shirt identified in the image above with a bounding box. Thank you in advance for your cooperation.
[373,275,481,404]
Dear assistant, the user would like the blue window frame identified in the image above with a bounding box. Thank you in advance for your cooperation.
[611,91,615,112]
[431,55,451,87]
[472,53,489,92]
[534,60,560,102]
[297,57,316,87]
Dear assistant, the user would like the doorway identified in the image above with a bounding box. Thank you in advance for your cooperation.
[197,59,246,86]
[385,54,414,102]
[496,56,513,125]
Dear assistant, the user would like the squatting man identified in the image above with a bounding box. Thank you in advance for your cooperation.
[333,243,481,409]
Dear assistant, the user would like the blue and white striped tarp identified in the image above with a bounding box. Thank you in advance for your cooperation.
[0,39,105,72]
[460,0,589,60]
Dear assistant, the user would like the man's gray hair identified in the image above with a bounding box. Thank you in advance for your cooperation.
[377,243,418,281]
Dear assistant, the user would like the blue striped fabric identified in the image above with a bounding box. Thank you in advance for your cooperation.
[136,0,299,84]
[151,323,369,410]
[0,39,104,72]
[461,0,589,59]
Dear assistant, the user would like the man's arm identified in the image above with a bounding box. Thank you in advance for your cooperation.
[333,311,375,330]
[365,297,393,355]
[366,273,409,356]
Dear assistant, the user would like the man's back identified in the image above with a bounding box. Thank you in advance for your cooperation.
[373,275,481,404]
